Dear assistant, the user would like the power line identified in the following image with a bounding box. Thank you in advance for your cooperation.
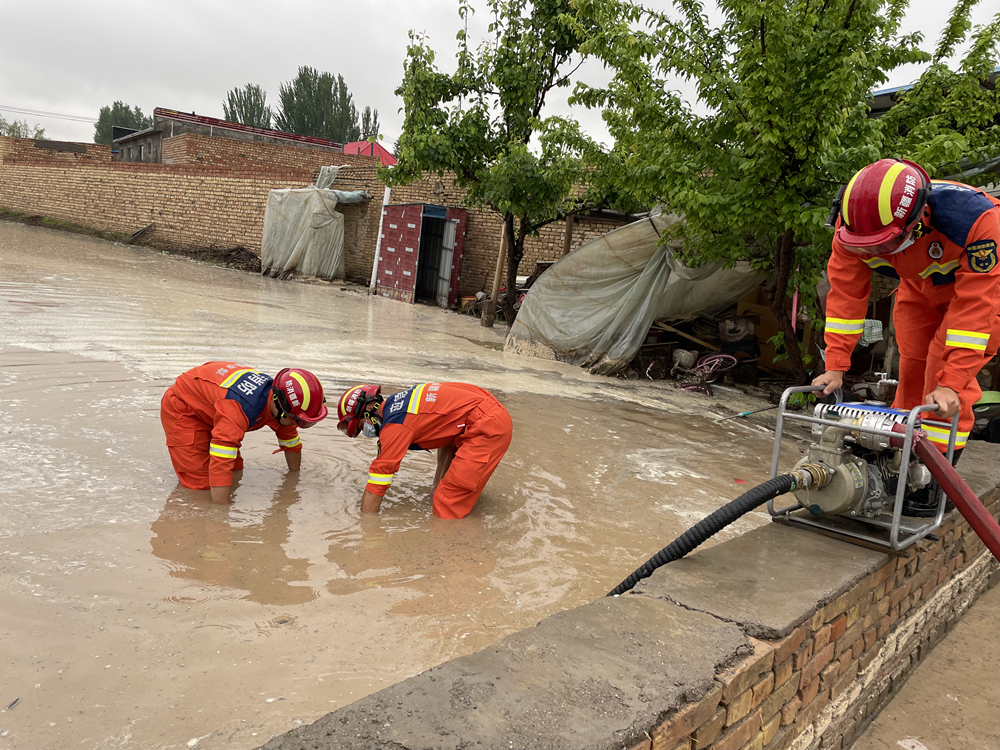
[0,104,97,123]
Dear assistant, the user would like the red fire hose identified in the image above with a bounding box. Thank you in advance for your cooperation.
[912,433,1000,563]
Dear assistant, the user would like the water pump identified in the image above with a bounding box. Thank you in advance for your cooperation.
[607,385,1000,597]
[768,387,956,552]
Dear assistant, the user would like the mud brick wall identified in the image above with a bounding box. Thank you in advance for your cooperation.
[160,133,382,188]
[386,174,628,297]
[0,136,383,284]
[259,442,1000,750]
[642,505,1000,750]
[0,136,113,163]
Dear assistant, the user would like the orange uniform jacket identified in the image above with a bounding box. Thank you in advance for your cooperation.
[163,362,302,487]
[825,181,1000,449]
[365,383,513,519]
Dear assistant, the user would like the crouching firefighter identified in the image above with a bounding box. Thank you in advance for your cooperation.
[161,363,328,503]
[336,382,513,519]
[814,158,1000,514]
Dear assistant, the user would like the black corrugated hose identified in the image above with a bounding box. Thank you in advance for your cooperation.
[606,474,797,597]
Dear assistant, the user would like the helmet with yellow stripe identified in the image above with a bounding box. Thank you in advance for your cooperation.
[337,384,382,438]
[831,159,931,256]
[273,369,328,427]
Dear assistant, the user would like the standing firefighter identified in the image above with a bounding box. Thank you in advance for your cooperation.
[161,363,328,503]
[815,159,1000,513]
[336,382,513,519]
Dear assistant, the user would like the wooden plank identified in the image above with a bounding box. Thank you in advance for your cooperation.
[651,322,720,352]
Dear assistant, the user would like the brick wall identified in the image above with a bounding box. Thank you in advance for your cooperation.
[642,498,1000,750]
[0,135,383,284]
[0,136,113,163]
[160,133,381,190]
[2,133,628,296]
[387,173,629,297]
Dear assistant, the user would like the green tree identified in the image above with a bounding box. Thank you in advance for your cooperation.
[0,114,45,139]
[274,66,362,142]
[223,83,273,129]
[573,0,999,382]
[880,11,1000,179]
[361,106,381,140]
[388,0,635,326]
[94,101,152,145]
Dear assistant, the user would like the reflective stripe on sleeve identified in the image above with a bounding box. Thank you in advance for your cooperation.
[209,443,239,459]
[918,260,960,279]
[861,257,894,271]
[945,329,989,350]
[368,472,394,486]
[825,317,865,335]
[278,436,301,448]
[407,384,428,414]
[921,423,969,449]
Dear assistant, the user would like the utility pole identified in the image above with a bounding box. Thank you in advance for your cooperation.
[481,221,507,328]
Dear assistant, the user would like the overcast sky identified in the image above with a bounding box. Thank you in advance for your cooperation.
[0,0,996,147]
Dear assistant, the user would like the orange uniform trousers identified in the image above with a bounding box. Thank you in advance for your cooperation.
[161,388,243,490]
[432,396,513,520]
[893,289,1000,451]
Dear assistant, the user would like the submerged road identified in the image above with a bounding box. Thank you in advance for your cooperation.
[0,221,790,749]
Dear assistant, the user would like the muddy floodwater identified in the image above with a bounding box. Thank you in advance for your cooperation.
[0,222,798,749]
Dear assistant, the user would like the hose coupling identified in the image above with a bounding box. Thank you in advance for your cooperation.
[792,463,834,492]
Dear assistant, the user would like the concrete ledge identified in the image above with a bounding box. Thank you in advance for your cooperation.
[635,523,886,640]
[261,595,747,750]
[258,442,1000,750]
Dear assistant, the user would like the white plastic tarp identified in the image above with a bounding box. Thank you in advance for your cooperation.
[505,213,767,374]
[261,187,345,280]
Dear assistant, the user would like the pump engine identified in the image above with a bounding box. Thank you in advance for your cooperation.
[790,403,933,518]
[767,389,959,552]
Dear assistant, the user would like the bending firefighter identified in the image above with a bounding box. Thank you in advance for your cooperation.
[161,363,328,503]
[815,158,1000,511]
[337,382,513,519]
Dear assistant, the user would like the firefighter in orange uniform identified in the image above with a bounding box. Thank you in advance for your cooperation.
[815,159,1000,511]
[336,382,513,519]
[161,363,328,503]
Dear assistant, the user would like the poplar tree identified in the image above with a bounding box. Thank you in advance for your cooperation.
[94,101,152,144]
[223,83,273,129]
[274,67,363,143]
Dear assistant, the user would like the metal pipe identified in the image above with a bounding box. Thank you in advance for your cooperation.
[913,433,1000,563]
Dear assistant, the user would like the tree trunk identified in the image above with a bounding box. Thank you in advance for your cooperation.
[500,215,524,328]
[769,229,810,384]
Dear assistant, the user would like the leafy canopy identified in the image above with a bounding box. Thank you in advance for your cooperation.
[93,101,152,145]
[223,83,273,129]
[274,66,369,143]
[0,114,45,139]
[571,0,999,380]
[388,0,636,323]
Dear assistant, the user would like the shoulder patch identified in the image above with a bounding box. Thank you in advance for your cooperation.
[967,240,998,274]
[927,182,996,247]
[224,370,273,424]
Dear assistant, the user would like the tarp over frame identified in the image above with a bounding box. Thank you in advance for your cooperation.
[505,213,767,375]
[260,178,368,281]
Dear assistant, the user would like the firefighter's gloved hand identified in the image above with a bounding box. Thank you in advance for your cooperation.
[926,386,961,419]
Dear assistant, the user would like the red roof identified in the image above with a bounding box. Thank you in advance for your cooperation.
[341,140,397,166]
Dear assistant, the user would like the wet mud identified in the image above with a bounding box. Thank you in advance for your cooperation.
[0,221,796,749]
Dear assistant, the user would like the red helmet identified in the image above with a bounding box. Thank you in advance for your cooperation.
[337,385,382,438]
[273,368,328,426]
[834,158,930,256]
